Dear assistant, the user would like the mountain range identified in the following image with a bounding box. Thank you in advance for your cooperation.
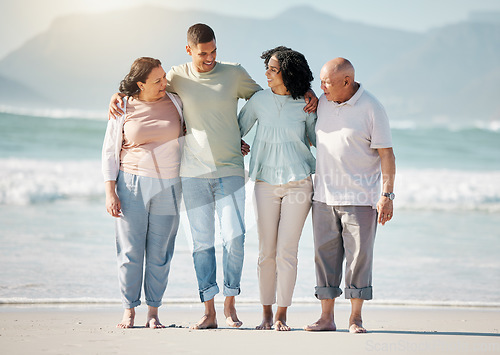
[0,5,498,122]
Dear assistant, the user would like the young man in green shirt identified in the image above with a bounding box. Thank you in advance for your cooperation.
[173,24,260,329]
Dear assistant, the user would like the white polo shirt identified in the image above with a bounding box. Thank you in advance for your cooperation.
[313,84,392,208]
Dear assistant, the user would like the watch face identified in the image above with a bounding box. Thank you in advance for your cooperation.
[383,192,395,200]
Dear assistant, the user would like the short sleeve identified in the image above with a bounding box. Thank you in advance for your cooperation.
[305,112,317,147]
[369,99,392,149]
[238,96,258,137]
[236,65,262,100]
[166,67,177,94]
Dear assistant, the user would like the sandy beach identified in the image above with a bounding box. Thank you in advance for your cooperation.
[1,303,499,354]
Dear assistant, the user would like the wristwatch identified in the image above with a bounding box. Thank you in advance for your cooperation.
[382,192,395,200]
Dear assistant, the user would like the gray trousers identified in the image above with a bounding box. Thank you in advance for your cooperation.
[312,201,377,300]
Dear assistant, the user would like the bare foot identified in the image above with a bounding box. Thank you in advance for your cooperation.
[225,316,242,327]
[146,315,165,329]
[256,306,273,330]
[224,296,242,328]
[145,306,165,329]
[274,320,291,331]
[349,316,367,333]
[190,314,218,330]
[274,306,290,331]
[117,308,135,329]
[304,317,336,331]
[256,318,273,330]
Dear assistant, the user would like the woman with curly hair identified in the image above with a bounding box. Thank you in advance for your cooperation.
[238,47,316,331]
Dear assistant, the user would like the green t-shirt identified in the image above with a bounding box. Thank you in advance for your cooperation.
[167,61,262,178]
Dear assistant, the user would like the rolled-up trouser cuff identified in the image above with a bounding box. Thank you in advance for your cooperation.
[223,284,241,297]
[344,286,373,300]
[315,286,343,300]
[123,300,141,309]
[146,300,162,308]
[199,284,219,302]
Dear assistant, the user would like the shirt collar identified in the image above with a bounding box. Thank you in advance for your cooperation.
[346,82,363,105]
[334,82,364,107]
[190,61,218,77]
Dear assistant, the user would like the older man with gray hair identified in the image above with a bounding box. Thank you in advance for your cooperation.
[305,58,396,333]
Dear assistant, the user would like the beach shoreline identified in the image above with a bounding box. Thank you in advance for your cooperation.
[1,303,499,354]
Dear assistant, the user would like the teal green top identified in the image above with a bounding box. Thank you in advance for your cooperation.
[238,89,317,185]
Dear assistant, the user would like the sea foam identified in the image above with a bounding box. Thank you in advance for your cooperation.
[0,159,103,205]
[1,159,500,211]
[0,104,107,120]
[396,169,500,212]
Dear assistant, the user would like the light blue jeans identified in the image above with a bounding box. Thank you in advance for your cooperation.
[181,176,245,302]
[115,170,181,308]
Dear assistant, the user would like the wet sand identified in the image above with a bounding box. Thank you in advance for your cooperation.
[1,303,499,354]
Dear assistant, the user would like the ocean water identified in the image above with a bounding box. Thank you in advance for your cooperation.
[1,109,499,307]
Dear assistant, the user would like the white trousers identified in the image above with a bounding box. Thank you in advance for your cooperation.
[254,177,313,307]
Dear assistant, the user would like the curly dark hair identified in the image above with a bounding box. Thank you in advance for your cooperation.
[119,57,162,97]
[260,46,313,99]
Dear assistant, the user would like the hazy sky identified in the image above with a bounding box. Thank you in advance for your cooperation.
[1,0,499,59]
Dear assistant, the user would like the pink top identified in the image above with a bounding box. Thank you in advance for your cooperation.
[120,95,181,179]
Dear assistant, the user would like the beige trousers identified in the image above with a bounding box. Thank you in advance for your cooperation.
[254,177,313,307]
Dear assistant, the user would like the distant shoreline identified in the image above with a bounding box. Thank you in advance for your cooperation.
[2,298,500,309]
